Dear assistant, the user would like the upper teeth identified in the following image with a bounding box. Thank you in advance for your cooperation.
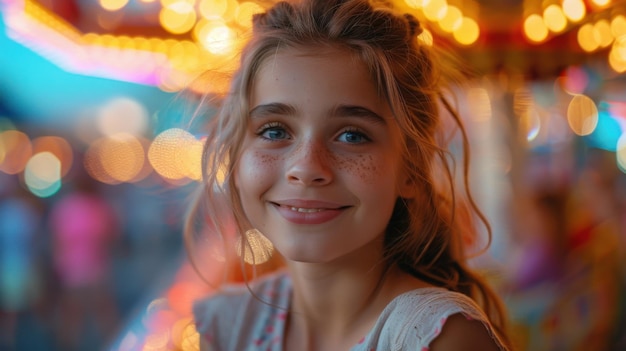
[290,207,323,213]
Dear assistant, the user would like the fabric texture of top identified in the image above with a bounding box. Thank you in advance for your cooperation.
[194,270,507,350]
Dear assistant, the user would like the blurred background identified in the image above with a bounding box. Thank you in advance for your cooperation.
[0,0,625,350]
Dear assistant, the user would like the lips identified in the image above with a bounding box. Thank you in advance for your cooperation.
[270,200,350,225]
[287,207,325,213]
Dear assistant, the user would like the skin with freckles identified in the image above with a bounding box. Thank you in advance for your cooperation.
[235,46,413,265]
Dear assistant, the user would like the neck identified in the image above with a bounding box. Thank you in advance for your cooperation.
[281,242,433,350]
[287,265,389,349]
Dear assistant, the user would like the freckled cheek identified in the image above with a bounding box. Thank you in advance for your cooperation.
[235,151,281,193]
[334,154,390,185]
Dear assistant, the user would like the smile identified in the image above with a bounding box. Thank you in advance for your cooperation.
[289,207,325,213]
[271,201,349,225]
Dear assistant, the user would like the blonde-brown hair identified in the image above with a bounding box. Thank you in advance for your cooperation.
[185,0,511,347]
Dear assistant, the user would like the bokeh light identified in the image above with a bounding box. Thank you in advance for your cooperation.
[453,17,479,46]
[24,152,62,198]
[543,5,567,33]
[438,5,462,33]
[148,128,202,181]
[99,0,129,12]
[594,19,614,48]
[97,97,150,137]
[98,133,146,182]
[198,0,228,20]
[31,136,73,177]
[236,229,274,265]
[524,14,549,43]
[423,0,447,22]
[611,15,626,38]
[567,94,599,136]
[0,130,32,175]
[578,23,600,52]
[235,2,265,28]
[160,0,197,35]
[562,0,586,22]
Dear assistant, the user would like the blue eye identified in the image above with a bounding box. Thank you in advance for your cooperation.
[338,130,369,144]
[258,123,290,141]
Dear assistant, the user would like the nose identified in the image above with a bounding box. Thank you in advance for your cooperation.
[286,139,333,186]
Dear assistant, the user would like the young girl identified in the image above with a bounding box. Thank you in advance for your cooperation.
[187,0,512,350]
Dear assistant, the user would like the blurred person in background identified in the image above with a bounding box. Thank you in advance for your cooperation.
[0,176,46,350]
[48,172,121,351]
[505,150,624,350]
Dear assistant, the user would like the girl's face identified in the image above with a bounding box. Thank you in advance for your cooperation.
[235,47,413,264]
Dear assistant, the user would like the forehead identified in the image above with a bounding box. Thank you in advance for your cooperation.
[250,45,387,109]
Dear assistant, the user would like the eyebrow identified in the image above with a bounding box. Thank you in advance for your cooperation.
[249,103,296,118]
[330,104,388,126]
[248,102,388,126]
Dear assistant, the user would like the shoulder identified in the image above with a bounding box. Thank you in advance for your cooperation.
[372,288,506,350]
[428,313,503,351]
[384,287,487,325]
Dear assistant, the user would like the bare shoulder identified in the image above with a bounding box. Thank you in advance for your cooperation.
[429,313,501,351]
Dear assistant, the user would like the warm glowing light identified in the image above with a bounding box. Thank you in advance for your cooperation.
[235,2,265,28]
[24,152,62,198]
[98,134,145,182]
[562,0,586,22]
[198,0,228,19]
[160,1,197,34]
[424,0,448,22]
[595,19,614,48]
[99,0,129,11]
[611,15,626,38]
[567,95,599,136]
[168,41,200,70]
[438,5,462,32]
[578,23,600,52]
[127,136,154,183]
[453,17,479,45]
[32,136,73,177]
[591,0,611,6]
[418,28,433,46]
[148,128,202,180]
[0,130,32,175]
[180,322,200,351]
[97,97,149,136]
[543,5,567,33]
[609,36,626,73]
[236,229,274,265]
[84,139,120,185]
[405,0,427,8]
[171,318,196,349]
[200,25,236,54]
[524,14,549,42]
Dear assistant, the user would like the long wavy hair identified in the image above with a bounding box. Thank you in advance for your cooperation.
[185,0,511,347]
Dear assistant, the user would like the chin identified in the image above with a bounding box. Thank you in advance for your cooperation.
[277,247,338,265]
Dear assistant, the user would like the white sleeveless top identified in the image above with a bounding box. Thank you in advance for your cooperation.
[193,271,507,350]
